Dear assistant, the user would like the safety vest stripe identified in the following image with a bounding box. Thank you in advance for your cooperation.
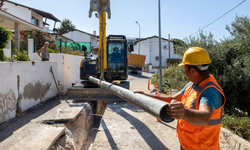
[191,96,197,109]
[186,82,224,110]
[203,82,224,94]
[208,105,224,125]
[208,116,223,125]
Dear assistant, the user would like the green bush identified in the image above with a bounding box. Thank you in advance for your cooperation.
[48,48,55,53]
[151,64,188,94]
[176,16,250,116]
[222,114,250,141]
[0,49,4,61]
[13,50,30,61]
[0,26,12,49]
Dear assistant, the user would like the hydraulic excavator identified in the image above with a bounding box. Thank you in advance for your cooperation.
[80,0,128,84]
[68,0,129,101]
[67,0,173,123]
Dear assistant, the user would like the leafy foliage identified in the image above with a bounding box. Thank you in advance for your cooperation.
[57,19,76,34]
[0,26,12,49]
[222,114,250,141]
[151,64,188,94]
[0,49,7,61]
[175,16,250,116]
[13,50,30,61]
[34,31,52,51]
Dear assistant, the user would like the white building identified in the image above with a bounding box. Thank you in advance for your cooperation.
[133,36,182,67]
[62,29,99,54]
[3,0,61,32]
[63,29,98,47]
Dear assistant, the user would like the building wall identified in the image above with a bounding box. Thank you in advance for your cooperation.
[133,37,181,67]
[61,54,82,89]
[63,31,91,43]
[0,61,58,124]
[3,40,11,58]
[4,2,32,22]
[4,2,44,27]
[1,39,87,124]
[31,10,43,27]
[28,39,82,90]
[90,36,98,48]
[0,62,18,124]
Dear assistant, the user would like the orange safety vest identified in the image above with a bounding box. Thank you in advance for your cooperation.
[177,75,226,150]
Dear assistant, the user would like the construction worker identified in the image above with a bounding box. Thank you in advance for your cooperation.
[135,47,226,150]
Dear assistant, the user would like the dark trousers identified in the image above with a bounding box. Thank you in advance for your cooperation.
[42,58,49,61]
[180,145,184,150]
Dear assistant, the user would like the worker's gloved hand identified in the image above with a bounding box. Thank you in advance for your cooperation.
[134,91,145,95]
[167,100,185,120]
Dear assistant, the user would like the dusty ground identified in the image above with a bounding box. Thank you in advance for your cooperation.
[84,72,249,150]
[0,72,249,150]
[0,97,91,150]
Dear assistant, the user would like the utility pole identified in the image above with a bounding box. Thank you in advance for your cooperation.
[136,21,141,54]
[158,0,162,93]
[168,34,170,68]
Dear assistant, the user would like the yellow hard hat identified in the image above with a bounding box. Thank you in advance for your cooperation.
[178,47,211,66]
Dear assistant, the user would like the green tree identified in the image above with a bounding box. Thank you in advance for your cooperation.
[57,19,76,34]
[0,26,12,49]
[151,64,188,94]
[176,15,250,115]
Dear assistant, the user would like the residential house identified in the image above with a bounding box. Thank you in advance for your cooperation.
[1,0,61,52]
[62,29,99,54]
[4,0,61,32]
[133,36,182,69]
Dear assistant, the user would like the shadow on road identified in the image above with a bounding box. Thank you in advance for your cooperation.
[129,73,153,79]
[101,120,119,150]
[107,105,170,150]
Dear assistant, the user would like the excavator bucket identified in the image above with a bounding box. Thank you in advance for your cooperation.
[89,0,111,19]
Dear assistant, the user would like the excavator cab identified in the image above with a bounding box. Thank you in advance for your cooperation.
[106,35,128,82]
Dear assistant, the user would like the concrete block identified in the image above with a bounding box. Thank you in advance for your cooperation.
[59,89,67,96]
[58,85,64,92]
[228,138,236,148]
[235,141,241,150]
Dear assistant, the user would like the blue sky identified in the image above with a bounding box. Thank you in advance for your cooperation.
[9,0,250,41]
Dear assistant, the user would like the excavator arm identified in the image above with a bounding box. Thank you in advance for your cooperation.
[89,0,111,80]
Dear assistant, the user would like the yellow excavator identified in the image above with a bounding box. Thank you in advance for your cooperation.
[68,0,173,122]
[80,0,128,83]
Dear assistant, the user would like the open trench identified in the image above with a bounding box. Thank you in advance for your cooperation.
[48,100,108,150]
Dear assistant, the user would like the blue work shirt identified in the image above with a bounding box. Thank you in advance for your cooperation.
[180,85,223,110]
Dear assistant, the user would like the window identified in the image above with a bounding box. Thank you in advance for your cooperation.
[107,42,125,72]
[32,17,39,26]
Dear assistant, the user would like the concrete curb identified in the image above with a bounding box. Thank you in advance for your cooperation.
[220,127,250,150]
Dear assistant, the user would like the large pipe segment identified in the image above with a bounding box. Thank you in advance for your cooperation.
[88,76,174,123]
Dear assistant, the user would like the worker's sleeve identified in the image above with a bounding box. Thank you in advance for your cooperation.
[180,87,185,94]
[199,87,223,110]
[180,82,193,94]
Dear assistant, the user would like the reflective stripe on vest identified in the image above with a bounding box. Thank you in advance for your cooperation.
[208,105,224,125]
[177,75,226,150]
[184,81,224,125]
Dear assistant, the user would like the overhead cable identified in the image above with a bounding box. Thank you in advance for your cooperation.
[184,0,247,39]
